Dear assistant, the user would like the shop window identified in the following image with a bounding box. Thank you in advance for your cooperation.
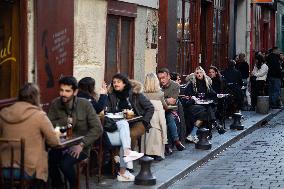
[0,0,20,101]
[213,0,226,68]
[177,0,195,74]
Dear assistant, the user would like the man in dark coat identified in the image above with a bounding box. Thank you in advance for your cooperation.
[48,76,103,189]
[222,60,244,112]
[266,47,282,108]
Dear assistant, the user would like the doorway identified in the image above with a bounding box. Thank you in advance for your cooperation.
[105,15,134,84]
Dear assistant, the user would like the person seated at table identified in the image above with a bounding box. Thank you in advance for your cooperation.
[208,66,228,129]
[157,68,186,154]
[181,66,221,142]
[107,73,154,148]
[222,60,244,114]
[0,83,60,186]
[170,72,182,85]
[251,54,268,110]
[142,73,168,161]
[48,76,103,189]
[77,77,108,114]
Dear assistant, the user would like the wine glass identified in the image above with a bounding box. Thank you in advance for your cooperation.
[198,93,205,102]
[59,126,67,133]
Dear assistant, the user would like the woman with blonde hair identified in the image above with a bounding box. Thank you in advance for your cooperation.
[181,66,219,142]
[142,73,167,161]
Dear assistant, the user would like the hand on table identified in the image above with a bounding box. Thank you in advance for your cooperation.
[68,144,83,159]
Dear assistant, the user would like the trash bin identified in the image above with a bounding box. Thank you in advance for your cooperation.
[256,96,269,114]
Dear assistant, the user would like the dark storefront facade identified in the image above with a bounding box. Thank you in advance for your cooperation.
[0,0,74,110]
[158,0,230,75]
[250,2,276,65]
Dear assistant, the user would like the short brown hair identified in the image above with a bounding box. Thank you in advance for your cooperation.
[18,83,40,107]
[157,67,170,75]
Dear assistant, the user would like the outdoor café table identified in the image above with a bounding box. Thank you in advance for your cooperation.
[55,136,84,149]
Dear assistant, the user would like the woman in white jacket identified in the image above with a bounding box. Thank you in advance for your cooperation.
[142,73,168,161]
[251,54,269,109]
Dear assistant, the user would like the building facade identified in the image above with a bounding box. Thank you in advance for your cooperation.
[276,0,284,51]
[0,0,159,109]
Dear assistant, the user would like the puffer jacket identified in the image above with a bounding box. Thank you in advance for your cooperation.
[107,80,154,130]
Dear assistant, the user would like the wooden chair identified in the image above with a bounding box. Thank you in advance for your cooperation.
[76,159,89,189]
[0,138,30,189]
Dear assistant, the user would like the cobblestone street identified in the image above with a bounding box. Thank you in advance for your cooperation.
[168,110,284,189]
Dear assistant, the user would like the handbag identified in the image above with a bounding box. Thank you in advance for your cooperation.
[103,116,118,132]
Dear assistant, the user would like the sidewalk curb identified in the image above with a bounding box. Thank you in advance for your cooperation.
[158,109,282,189]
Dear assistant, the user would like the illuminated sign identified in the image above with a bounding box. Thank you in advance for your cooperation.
[0,37,16,66]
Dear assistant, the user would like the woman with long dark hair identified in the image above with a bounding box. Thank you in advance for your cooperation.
[251,54,269,110]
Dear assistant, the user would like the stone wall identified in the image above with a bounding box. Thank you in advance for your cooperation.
[74,0,107,87]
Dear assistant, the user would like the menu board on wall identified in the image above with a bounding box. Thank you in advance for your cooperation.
[36,0,74,110]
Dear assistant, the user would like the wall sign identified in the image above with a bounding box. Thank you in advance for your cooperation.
[36,0,74,109]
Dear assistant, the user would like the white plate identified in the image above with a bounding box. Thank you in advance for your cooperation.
[105,113,124,119]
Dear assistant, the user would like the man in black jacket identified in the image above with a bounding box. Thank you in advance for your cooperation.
[266,47,282,108]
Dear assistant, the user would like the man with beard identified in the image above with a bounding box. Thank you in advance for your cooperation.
[48,76,103,189]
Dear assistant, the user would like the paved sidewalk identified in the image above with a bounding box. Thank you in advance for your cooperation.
[87,109,281,189]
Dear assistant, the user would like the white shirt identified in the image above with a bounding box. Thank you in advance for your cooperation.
[252,63,268,81]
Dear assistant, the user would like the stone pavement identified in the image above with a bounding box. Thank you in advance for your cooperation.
[86,109,281,189]
[168,109,284,189]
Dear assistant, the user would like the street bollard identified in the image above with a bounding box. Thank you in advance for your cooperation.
[230,112,244,130]
[195,128,212,150]
[256,96,269,114]
[134,156,156,186]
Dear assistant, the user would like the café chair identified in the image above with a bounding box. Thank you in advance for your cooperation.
[0,138,42,189]
[76,159,89,189]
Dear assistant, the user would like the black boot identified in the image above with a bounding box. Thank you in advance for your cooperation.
[213,121,226,135]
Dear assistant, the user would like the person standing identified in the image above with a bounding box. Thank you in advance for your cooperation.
[48,76,103,189]
[157,68,185,154]
[0,83,60,184]
[266,47,282,108]
[250,54,268,110]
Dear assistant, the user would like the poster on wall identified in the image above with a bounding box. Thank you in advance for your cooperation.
[36,0,74,110]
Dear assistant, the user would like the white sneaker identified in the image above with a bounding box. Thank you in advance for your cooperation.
[123,150,144,163]
[114,155,120,163]
[127,161,133,169]
[117,170,135,182]
[186,135,199,144]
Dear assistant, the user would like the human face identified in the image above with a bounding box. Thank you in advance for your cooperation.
[157,72,170,87]
[208,69,217,78]
[195,69,204,80]
[112,78,126,92]
[59,84,77,104]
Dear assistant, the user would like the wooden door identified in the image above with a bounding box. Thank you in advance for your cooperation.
[105,15,134,84]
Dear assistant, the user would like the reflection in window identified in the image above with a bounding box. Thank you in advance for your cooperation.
[0,1,20,100]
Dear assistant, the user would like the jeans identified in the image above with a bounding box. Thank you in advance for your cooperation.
[107,120,131,168]
[2,168,34,180]
[165,112,179,143]
[48,149,88,189]
[268,77,281,107]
